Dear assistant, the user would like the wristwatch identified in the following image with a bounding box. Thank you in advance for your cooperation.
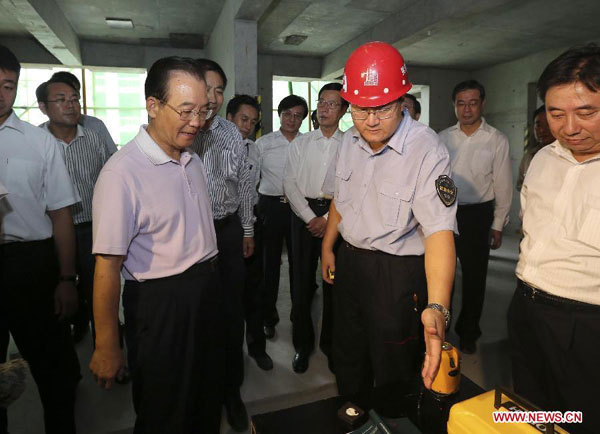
[425,303,450,329]
[60,275,80,285]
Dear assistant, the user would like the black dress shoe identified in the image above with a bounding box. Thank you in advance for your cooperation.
[225,391,249,432]
[292,352,309,373]
[263,325,275,339]
[459,338,476,354]
[250,352,273,371]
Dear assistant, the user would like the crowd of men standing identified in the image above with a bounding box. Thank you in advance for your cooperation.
[0,39,599,434]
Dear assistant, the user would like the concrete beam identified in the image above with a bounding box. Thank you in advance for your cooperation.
[236,0,275,20]
[0,0,81,65]
[321,0,514,79]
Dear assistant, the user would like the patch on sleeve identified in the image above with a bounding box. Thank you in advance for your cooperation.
[435,175,457,207]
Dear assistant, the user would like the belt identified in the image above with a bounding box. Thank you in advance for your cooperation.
[214,214,237,231]
[518,280,600,313]
[306,197,331,207]
[0,238,54,254]
[75,221,92,228]
[343,241,421,259]
[262,194,288,204]
[457,200,494,209]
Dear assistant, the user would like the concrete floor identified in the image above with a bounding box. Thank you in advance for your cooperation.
[6,233,521,434]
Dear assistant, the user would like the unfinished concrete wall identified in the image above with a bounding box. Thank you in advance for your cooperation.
[408,65,471,133]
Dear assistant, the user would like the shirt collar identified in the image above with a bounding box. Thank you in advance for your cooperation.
[549,139,600,164]
[450,117,491,137]
[351,111,411,155]
[0,111,24,134]
[204,114,223,132]
[315,127,343,142]
[277,129,301,142]
[41,123,85,144]
[136,125,194,166]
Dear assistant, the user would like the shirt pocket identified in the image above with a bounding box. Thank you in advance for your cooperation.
[577,197,600,249]
[473,149,494,175]
[6,158,43,201]
[335,167,352,203]
[378,181,413,227]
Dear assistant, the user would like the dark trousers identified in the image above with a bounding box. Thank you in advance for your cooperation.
[290,198,332,356]
[259,195,294,327]
[333,243,426,401]
[214,214,246,391]
[244,208,266,356]
[123,258,224,434]
[0,239,79,434]
[508,281,600,434]
[71,222,94,334]
[454,200,494,341]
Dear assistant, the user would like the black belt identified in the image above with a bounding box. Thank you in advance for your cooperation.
[457,200,494,209]
[213,214,236,231]
[262,194,288,204]
[518,280,600,313]
[75,221,92,228]
[0,238,54,254]
[306,197,331,207]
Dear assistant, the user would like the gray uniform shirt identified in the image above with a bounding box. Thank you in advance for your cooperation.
[325,114,457,256]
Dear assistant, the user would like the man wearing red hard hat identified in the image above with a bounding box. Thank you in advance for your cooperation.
[321,42,457,405]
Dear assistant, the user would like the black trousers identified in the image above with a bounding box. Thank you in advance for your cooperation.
[71,222,94,333]
[0,239,79,434]
[214,214,246,391]
[333,243,426,401]
[508,280,600,434]
[244,207,266,356]
[123,258,224,434]
[290,198,332,356]
[258,195,294,327]
[454,200,494,341]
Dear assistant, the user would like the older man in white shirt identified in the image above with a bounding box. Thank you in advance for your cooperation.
[439,80,512,354]
[284,83,347,373]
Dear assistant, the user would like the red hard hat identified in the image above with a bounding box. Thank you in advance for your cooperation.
[340,41,412,107]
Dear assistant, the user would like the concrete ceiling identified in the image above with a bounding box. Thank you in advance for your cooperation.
[0,0,599,73]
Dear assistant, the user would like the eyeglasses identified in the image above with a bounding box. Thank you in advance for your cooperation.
[47,97,81,106]
[456,101,481,108]
[281,110,304,120]
[350,103,397,120]
[160,101,213,121]
[316,99,342,110]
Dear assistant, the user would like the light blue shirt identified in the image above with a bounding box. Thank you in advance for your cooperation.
[328,114,457,255]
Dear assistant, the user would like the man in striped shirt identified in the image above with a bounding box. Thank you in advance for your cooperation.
[37,76,113,346]
[191,59,254,433]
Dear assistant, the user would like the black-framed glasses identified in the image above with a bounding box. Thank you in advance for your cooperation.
[160,101,213,121]
[350,103,398,120]
[316,99,342,110]
[47,97,81,106]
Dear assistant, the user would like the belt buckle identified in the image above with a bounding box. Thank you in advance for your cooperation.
[280,196,288,204]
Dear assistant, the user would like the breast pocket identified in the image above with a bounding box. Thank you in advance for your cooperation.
[378,181,413,227]
[6,158,43,200]
[473,149,494,175]
[335,167,352,203]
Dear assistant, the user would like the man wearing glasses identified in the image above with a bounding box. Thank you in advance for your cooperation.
[439,80,512,354]
[36,76,113,346]
[190,59,254,433]
[90,57,225,433]
[321,42,457,409]
[256,95,308,341]
[283,83,347,373]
